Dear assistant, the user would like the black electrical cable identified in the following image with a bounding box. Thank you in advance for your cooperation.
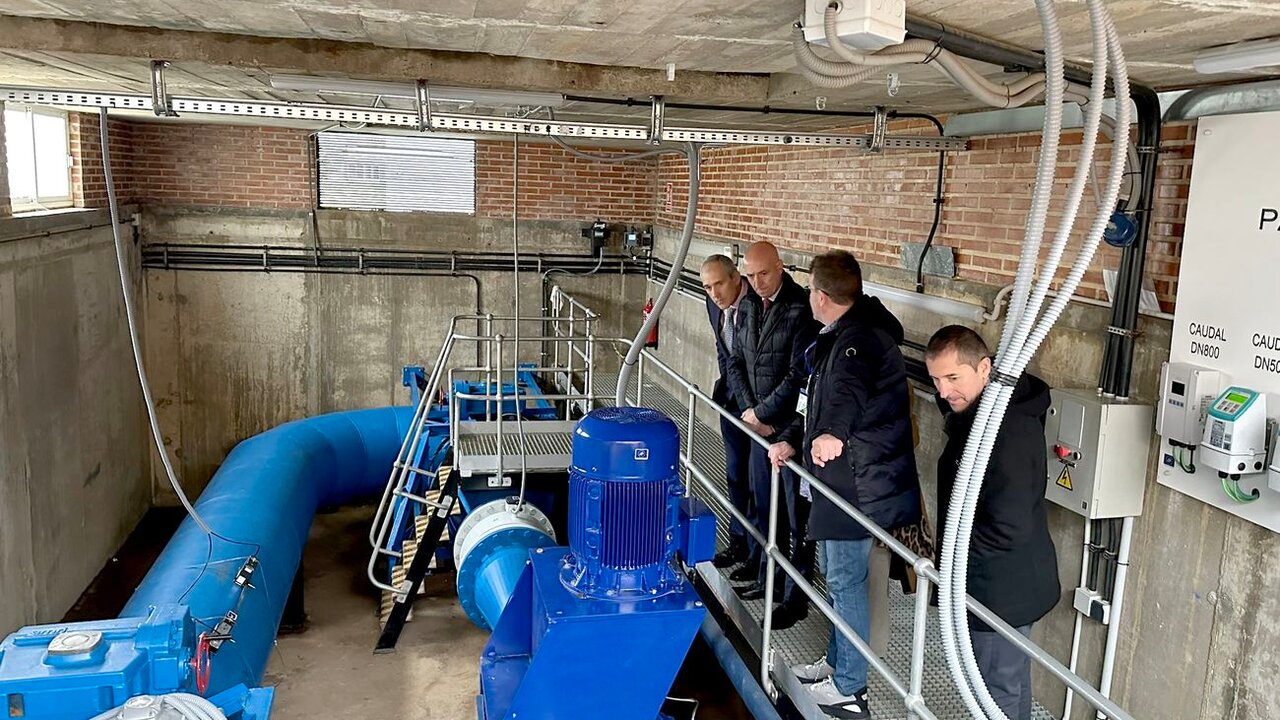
[902,113,949,294]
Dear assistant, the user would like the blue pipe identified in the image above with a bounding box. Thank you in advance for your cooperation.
[120,406,414,696]
[697,615,783,720]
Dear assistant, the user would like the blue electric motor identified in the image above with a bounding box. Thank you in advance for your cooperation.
[476,407,717,720]
[561,406,688,599]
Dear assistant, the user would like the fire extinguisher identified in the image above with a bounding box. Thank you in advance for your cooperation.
[642,297,660,349]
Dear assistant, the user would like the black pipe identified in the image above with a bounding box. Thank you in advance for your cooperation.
[1098,85,1161,397]
[906,114,949,294]
[903,16,1095,87]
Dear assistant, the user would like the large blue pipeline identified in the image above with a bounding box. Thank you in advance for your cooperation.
[120,406,414,695]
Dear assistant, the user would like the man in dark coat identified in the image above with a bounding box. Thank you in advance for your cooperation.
[725,241,820,625]
[771,250,921,720]
[925,325,1060,720]
[700,254,756,568]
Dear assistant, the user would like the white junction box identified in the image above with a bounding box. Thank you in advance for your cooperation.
[1044,389,1154,519]
[1155,361,1224,448]
[803,0,906,52]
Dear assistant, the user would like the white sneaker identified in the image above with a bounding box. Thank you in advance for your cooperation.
[791,654,835,683]
[806,677,870,720]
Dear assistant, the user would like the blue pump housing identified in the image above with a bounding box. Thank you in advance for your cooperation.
[476,407,717,720]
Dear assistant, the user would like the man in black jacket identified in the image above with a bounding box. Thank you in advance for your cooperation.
[701,254,755,568]
[771,251,920,720]
[726,241,820,622]
[925,325,1059,720]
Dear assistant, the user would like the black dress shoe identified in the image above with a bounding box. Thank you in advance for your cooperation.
[728,563,758,583]
[712,542,748,569]
[770,602,809,630]
[736,583,785,602]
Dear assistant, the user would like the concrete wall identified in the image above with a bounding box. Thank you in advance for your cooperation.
[141,206,641,501]
[649,224,1280,720]
[0,209,151,636]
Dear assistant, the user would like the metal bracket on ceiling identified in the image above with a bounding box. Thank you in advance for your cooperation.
[870,106,888,153]
[415,80,433,132]
[649,95,666,146]
[149,60,178,118]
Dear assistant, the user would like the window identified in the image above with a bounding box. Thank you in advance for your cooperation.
[4,106,72,212]
[317,132,475,214]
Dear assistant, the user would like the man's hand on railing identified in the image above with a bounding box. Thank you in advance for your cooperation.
[768,441,796,468]
[810,433,844,468]
[740,408,774,438]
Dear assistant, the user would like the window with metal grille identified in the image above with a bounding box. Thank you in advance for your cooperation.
[4,106,72,212]
[317,132,475,214]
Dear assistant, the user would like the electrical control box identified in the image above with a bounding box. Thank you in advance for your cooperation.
[1155,362,1224,448]
[1201,386,1268,477]
[803,0,906,52]
[1044,389,1154,519]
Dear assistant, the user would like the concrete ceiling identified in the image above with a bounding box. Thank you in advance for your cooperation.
[0,0,1278,127]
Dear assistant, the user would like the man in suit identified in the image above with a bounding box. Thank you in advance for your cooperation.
[700,254,756,569]
[726,241,821,629]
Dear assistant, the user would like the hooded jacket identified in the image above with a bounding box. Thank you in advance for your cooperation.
[781,294,922,541]
[935,373,1061,629]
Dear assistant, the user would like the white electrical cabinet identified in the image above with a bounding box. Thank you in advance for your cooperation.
[1160,110,1280,532]
[1043,389,1153,519]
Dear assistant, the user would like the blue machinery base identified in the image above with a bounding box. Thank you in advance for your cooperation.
[478,548,704,720]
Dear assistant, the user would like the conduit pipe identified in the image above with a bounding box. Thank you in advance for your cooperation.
[121,407,415,696]
[616,143,700,405]
[938,0,1132,717]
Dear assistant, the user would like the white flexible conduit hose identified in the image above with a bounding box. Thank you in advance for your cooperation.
[99,108,213,535]
[937,0,1131,718]
[615,143,700,406]
[799,5,1095,107]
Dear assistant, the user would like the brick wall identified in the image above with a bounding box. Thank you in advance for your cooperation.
[655,121,1195,310]
[475,141,657,223]
[69,113,137,207]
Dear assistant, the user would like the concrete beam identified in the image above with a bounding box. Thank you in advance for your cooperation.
[0,16,771,102]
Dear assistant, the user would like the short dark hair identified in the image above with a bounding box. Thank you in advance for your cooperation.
[926,325,991,369]
[809,250,862,306]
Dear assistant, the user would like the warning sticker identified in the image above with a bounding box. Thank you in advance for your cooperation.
[1056,466,1073,491]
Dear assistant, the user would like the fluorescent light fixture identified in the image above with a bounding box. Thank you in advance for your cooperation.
[268,73,566,107]
[1194,37,1280,75]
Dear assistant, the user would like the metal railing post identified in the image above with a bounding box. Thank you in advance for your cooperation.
[565,304,576,420]
[636,352,646,407]
[760,463,781,697]
[586,333,596,412]
[495,335,505,478]
[907,571,931,720]
[684,387,697,498]
[484,313,494,422]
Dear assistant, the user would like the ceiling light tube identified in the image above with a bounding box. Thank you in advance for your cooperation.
[268,74,566,107]
[1194,37,1280,75]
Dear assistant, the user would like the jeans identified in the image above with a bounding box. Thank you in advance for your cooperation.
[749,444,815,605]
[820,538,873,695]
[972,624,1035,720]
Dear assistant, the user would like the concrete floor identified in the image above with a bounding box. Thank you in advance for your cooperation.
[264,507,487,720]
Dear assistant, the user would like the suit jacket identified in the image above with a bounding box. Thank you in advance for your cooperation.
[705,285,754,411]
[725,272,820,435]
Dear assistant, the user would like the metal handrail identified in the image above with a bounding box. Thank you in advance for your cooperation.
[365,291,610,595]
[632,348,1137,720]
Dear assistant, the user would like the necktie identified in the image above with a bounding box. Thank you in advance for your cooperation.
[722,308,735,352]
[762,297,773,313]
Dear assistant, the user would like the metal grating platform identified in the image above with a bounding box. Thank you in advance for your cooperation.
[454,420,577,477]
[587,369,1055,720]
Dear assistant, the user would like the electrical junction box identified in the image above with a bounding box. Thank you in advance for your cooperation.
[1043,389,1153,519]
[1201,386,1268,476]
[1155,361,1224,448]
[803,0,906,52]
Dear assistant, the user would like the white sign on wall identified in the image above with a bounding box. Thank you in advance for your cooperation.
[1161,110,1280,531]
